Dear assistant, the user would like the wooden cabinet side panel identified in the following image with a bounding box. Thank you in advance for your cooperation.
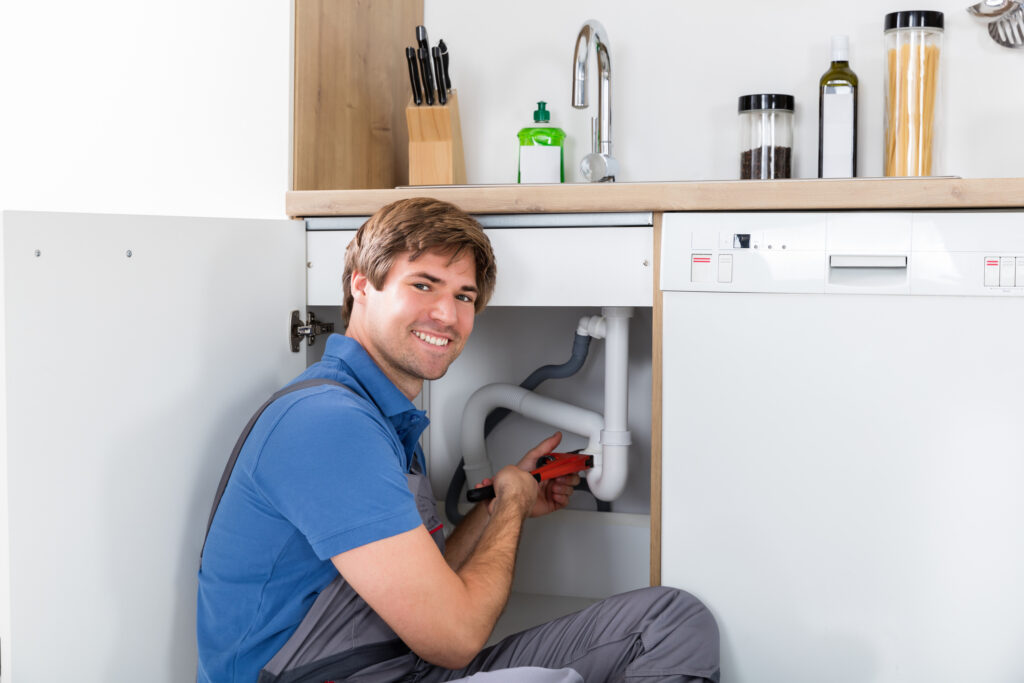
[650,213,663,586]
[294,0,423,191]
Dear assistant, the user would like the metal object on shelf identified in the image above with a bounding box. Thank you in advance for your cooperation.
[572,20,618,182]
[988,6,1024,47]
[967,0,1024,47]
[968,0,1017,19]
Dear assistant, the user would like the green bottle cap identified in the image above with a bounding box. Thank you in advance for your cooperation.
[533,101,551,123]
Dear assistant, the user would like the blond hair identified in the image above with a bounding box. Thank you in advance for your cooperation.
[342,198,496,323]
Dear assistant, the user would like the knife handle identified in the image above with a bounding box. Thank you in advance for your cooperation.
[439,39,451,91]
[418,46,435,106]
[405,47,422,106]
[431,47,446,105]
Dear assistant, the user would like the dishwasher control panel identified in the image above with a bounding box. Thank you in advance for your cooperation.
[983,256,1024,288]
[662,211,1024,297]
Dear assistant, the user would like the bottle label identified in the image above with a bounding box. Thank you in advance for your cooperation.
[821,86,855,178]
[519,145,562,183]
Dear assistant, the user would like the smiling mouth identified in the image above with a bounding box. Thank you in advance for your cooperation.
[412,330,450,347]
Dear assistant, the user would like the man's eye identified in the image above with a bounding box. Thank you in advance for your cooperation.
[455,294,474,303]
[413,283,430,291]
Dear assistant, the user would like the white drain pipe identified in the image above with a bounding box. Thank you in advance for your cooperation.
[460,306,633,501]
[587,306,632,500]
[460,383,603,488]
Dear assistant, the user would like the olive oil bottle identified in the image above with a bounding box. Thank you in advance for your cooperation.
[817,35,858,178]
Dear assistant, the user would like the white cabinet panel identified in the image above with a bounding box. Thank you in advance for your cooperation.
[306,227,654,307]
[486,228,653,306]
[1,212,306,681]
[307,229,355,307]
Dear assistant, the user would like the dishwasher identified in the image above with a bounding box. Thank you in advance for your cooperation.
[659,211,1024,682]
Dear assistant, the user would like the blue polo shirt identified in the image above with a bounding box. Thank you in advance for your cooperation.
[196,334,429,682]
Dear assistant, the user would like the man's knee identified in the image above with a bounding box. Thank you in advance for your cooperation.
[641,586,717,632]
[647,586,719,680]
[637,586,719,664]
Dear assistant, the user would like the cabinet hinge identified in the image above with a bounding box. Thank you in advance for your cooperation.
[290,310,335,352]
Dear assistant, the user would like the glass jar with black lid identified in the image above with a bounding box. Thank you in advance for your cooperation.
[884,10,944,176]
[739,93,794,179]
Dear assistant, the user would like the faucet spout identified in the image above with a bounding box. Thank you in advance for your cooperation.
[572,20,618,182]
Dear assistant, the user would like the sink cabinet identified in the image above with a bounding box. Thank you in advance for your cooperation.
[0,209,658,678]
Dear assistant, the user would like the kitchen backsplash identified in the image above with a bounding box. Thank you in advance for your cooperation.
[426,0,1024,184]
[4,2,1021,222]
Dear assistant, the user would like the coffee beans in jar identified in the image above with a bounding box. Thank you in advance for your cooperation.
[738,94,794,179]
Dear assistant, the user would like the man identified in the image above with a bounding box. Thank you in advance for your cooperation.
[197,198,719,682]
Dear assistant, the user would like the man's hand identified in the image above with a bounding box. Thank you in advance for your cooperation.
[521,432,580,517]
[474,432,580,518]
[490,463,540,518]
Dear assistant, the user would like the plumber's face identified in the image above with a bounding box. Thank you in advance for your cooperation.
[347,249,477,397]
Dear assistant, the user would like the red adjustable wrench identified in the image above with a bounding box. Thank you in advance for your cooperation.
[466,453,593,502]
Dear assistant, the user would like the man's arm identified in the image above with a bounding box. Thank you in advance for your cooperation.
[443,500,489,571]
[332,464,537,670]
[444,432,575,571]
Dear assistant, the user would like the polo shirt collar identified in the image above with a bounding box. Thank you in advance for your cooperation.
[323,334,429,457]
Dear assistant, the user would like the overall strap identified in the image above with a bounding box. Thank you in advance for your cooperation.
[201,378,349,560]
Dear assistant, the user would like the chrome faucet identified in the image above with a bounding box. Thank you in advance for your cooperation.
[572,20,618,182]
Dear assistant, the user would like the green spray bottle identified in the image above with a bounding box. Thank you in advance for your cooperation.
[517,102,566,183]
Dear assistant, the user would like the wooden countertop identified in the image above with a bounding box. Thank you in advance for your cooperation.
[287,177,1024,217]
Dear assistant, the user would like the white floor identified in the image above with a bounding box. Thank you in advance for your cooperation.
[489,592,598,645]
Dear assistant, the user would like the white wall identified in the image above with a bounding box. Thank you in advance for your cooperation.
[3,1,1020,217]
[0,1,292,219]
[425,0,1024,183]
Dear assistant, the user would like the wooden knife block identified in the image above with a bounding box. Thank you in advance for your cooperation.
[406,89,466,186]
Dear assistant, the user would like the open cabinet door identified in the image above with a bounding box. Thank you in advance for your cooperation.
[1,212,307,681]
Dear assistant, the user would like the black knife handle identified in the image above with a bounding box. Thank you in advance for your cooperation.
[405,47,422,105]
[431,47,446,105]
[438,39,451,91]
[418,46,435,106]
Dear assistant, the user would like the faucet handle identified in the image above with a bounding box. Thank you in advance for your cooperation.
[581,152,618,183]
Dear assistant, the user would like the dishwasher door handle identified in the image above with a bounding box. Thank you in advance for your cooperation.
[829,255,908,269]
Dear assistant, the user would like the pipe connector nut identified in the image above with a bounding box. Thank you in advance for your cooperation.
[600,429,632,447]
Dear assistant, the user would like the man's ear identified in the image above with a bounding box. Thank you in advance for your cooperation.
[350,271,370,301]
